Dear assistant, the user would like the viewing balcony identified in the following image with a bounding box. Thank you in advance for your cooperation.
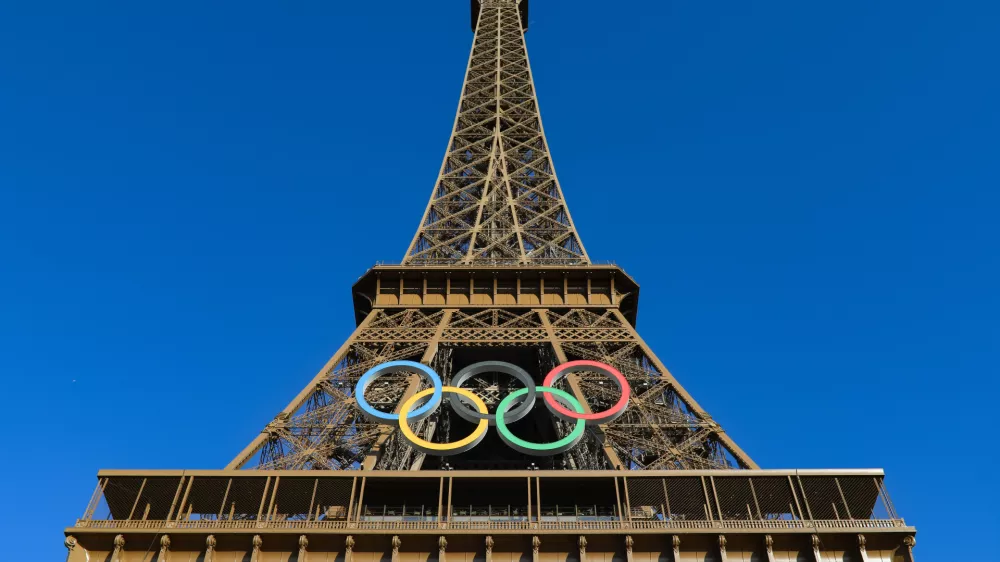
[65,469,916,561]
[73,469,910,535]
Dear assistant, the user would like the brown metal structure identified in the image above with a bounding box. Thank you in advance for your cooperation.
[64,0,917,560]
[404,0,585,265]
[227,262,755,473]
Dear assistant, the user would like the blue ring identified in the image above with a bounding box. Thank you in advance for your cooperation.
[355,360,443,423]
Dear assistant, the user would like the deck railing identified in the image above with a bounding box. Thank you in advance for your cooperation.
[77,469,906,534]
[76,517,908,532]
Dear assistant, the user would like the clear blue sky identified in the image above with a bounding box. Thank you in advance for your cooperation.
[2,0,998,559]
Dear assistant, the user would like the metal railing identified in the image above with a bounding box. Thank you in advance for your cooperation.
[76,469,907,534]
[77,517,908,532]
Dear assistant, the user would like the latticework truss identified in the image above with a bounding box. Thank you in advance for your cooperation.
[228,307,757,472]
[66,1,926,558]
[404,0,588,265]
[225,0,757,474]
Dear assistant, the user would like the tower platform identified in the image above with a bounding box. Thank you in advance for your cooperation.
[67,468,914,561]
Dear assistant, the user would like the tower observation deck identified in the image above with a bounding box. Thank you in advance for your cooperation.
[63,1,917,561]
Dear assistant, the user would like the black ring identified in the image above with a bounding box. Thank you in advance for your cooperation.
[448,361,537,426]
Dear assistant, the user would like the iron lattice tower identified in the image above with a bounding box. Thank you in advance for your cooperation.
[64,2,918,560]
[404,0,586,265]
[227,0,755,473]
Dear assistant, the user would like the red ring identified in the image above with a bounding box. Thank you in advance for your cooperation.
[541,360,630,424]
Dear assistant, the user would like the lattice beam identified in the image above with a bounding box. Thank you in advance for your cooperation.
[404,0,588,265]
[228,307,756,471]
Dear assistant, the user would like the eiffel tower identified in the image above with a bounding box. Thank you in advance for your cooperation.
[64,1,917,561]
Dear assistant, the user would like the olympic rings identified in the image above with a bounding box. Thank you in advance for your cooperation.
[399,387,489,456]
[353,359,630,457]
[449,361,536,426]
[495,386,586,455]
[355,360,443,423]
[542,360,630,425]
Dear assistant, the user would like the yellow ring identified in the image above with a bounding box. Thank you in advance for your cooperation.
[398,386,489,453]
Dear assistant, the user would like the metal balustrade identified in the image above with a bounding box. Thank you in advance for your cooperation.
[74,469,908,535]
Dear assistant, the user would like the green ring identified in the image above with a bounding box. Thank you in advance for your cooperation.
[495,386,586,455]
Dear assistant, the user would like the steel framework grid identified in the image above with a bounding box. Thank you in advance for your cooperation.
[62,0,919,559]
[226,0,755,475]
